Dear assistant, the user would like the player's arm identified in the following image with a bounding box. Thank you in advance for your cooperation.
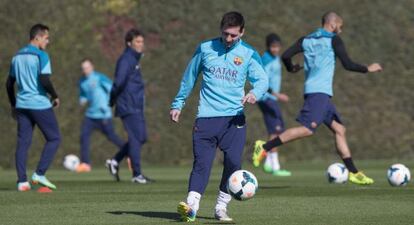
[109,57,131,107]
[244,51,269,104]
[332,36,382,73]
[6,63,16,108]
[98,74,113,113]
[265,62,289,102]
[170,45,203,122]
[6,76,16,107]
[332,36,367,72]
[99,74,113,94]
[79,81,88,107]
[39,76,58,102]
[5,75,17,119]
[281,37,305,73]
[38,52,59,107]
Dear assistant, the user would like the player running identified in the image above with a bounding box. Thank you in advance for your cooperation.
[6,24,61,191]
[106,28,153,184]
[170,12,268,222]
[255,33,291,176]
[76,58,126,173]
[252,12,382,185]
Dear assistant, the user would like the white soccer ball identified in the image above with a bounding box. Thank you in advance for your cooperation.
[326,163,349,184]
[227,170,258,201]
[387,164,411,187]
[63,154,80,171]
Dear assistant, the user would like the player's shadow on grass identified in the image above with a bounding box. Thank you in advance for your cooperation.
[0,187,14,191]
[107,211,215,222]
[259,185,291,190]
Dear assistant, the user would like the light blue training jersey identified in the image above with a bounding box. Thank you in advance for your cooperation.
[79,71,113,119]
[9,44,52,109]
[171,38,269,118]
[302,28,336,96]
[259,51,282,101]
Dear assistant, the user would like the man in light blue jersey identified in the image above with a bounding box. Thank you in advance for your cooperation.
[170,12,268,222]
[76,58,125,175]
[6,24,61,192]
[254,33,291,176]
[253,12,383,185]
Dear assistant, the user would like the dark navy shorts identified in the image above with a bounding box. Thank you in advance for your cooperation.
[257,99,285,135]
[296,93,343,132]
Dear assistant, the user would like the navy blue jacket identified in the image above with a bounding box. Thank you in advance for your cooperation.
[110,47,145,117]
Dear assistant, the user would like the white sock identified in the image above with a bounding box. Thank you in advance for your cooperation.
[270,152,280,171]
[215,191,231,211]
[264,155,272,168]
[187,191,201,212]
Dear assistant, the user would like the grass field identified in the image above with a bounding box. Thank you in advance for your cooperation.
[0,161,413,225]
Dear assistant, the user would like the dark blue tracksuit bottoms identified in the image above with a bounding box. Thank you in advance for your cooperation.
[15,108,61,182]
[80,117,125,164]
[112,113,147,177]
[188,115,246,194]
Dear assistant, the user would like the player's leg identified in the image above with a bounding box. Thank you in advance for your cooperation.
[100,118,125,148]
[330,121,351,159]
[178,118,218,222]
[266,100,291,176]
[105,120,133,176]
[78,117,95,172]
[31,108,61,190]
[215,115,246,221]
[102,118,127,181]
[111,144,128,163]
[265,134,279,172]
[253,94,328,165]
[256,101,274,171]
[106,142,128,182]
[253,126,313,167]
[15,109,35,191]
[325,106,374,185]
[121,113,151,183]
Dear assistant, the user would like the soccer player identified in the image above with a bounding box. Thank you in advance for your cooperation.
[76,58,125,173]
[255,33,291,176]
[6,24,61,191]
[106,28,153,184]
[170,12,268,222]
[252,12,383,185]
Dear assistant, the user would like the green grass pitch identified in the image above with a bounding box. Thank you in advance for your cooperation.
[0,161,413,225]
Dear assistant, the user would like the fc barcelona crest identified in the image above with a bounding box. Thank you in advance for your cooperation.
[234,56,243,66]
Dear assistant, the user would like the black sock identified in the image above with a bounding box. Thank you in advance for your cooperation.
[342,157,358,173]
[263,137,283,151]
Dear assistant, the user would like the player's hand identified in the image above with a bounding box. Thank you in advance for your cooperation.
[11,107,17,120]
[52,98,60,108]
[170,109,181,123]
[367,63,382,72]
[290,64,303,73]
[276,93,290,103]
[242,92,257,105]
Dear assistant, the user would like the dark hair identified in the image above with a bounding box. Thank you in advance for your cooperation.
[80,58,93,65]
[125,28,144,46]
[220,11,244,31]
[266,33,281,48]
[30,24,49,40]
